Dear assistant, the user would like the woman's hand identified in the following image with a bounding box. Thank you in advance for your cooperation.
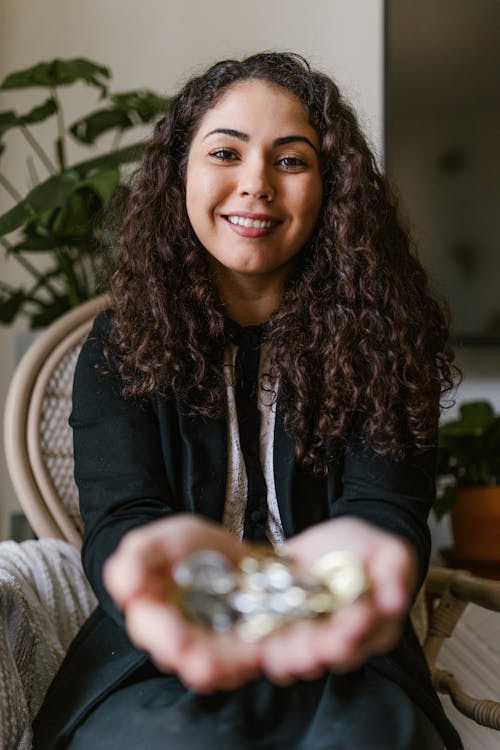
[104,514,418,691]
[259,517,419,684]
[103,514,261,692]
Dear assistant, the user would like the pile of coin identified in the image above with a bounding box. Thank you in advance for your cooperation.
[171,546,369,642]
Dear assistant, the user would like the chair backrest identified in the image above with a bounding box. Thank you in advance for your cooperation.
[3,295,110,549]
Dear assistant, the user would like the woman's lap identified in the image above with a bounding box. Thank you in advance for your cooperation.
[68,663,444,750]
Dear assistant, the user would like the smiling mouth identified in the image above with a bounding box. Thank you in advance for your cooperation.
[226,215,278,229]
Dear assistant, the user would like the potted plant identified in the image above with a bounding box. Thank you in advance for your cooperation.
[435,400,500,564]
[0,58,169,328]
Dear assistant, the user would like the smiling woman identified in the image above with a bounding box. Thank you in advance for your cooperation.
[33,52,461,750]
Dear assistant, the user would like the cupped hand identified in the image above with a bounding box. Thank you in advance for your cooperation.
[259,517,419,684]
[104,515,419,691]
[103,514,261,692]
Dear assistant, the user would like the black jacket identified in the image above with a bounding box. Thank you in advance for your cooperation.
[33,311,463,749]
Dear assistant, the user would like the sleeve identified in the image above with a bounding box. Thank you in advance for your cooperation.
[70,311,178,626]
[330,439,437,589]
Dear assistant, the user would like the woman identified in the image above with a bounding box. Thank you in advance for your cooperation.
[33,52,462,749]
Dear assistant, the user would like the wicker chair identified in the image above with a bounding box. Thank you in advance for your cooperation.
[3,296,109,547]
[2,296,500,746]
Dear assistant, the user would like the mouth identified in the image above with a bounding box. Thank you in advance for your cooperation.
[222,212,282,236]
[226,215,279,229]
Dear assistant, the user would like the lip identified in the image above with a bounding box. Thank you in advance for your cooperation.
[222,213,282,238]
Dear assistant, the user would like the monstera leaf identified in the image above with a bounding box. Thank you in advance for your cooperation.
[70,90,170,144]
[0,57,168,327]
[0,59,110,95]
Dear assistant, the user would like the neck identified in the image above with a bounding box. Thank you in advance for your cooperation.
[213,267,287,326]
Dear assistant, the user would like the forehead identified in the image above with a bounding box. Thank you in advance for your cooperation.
[193,79,318,142]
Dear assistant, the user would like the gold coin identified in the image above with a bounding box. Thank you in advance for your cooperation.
[310,551,368,603]
[236,612,283,642]
[307,591,335,614]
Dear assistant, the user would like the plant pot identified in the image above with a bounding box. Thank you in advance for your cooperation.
[451,486,500,561]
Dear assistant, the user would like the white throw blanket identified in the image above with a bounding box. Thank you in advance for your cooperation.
[0,538,97,750]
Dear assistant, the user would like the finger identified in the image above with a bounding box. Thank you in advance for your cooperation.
[103,539,170,607]
[260,608,379,681]
[362,619,403,655]
[313,605,403,672]
[261,620,329,682]
[130,514,248,566]
[180,629,261,691]
[368,540,417,615]
[180,654,261,693]
[125,598,191,669]
[126,598,262,692]
[324,621,402,674]
[287,601,377,670]
[315,599,376,652]
[175,637,260,693]
[264,664,325,686]
[104,515,249,608]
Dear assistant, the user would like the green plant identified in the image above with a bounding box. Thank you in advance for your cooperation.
[435,400,500,518]
[0,58,169,327]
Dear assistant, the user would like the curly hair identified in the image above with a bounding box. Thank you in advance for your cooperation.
[108,51,456,475]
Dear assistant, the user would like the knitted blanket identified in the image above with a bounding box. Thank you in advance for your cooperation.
[0,539,97,750]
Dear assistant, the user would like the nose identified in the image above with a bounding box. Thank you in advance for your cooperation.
[239,156,274,202]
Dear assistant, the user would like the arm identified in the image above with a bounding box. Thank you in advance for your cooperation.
[260,440,436,683]
[72,315,260,689]
[331,439,437,591]
[70,311,178,624]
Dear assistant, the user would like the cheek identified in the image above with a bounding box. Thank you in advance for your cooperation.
[186,176,209,227]
[187,158,225,193]
[187,171,227,221]
[297,181,323,233]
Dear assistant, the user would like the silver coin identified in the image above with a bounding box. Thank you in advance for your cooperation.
[242,570,270,591]
[260,561,294,590]
[266,590,305,617]
[173,550,237,595]
[180,590,236,630]
[228,589,267,615]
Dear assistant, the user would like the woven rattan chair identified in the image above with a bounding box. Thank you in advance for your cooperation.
[4,295,110,548]
[424,568,500,730]
[2,295,500,744]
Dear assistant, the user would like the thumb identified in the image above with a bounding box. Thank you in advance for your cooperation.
[369,540,417,615]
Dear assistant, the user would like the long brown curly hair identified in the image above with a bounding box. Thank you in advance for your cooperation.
[108,52,456,475]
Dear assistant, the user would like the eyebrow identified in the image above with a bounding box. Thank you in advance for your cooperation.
[203,128,318,154]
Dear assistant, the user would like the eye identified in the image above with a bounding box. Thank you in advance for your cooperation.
[276,155,308,170]
[209,148,238,162]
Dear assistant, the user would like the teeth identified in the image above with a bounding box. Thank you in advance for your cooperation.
[227,216,274,229]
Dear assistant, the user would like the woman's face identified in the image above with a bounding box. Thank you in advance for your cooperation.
[185,79,322,284]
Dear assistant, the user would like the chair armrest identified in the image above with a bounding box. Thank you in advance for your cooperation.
[426,567,500,611]
[0,538,96,749]
[424,566,500,730]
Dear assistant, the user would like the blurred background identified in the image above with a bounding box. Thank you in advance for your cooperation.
[387,0,500,347]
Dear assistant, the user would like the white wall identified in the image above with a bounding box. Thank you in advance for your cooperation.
[0,0,384,538]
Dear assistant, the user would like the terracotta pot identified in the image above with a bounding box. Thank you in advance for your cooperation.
[451,486,500,561]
